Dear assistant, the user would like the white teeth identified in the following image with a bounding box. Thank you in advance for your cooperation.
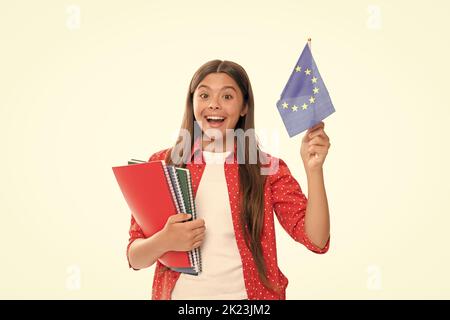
[206,116,225,120]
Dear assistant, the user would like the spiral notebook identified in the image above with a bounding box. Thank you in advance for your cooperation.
[119,159,201,275]
[173,167,202,274]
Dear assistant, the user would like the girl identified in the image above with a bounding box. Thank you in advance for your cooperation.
[126,60,331,300]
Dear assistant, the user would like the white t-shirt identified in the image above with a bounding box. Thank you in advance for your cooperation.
[171,150,248,300]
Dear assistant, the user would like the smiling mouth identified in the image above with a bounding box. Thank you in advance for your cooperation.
[205,115,226,123]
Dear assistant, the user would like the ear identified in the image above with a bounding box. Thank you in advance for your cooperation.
[240,104,248,117]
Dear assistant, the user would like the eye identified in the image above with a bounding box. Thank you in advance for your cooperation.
[224,94,233,100]
[199,93,208,99]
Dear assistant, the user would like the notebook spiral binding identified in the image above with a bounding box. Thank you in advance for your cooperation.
[163,165,181,214]
[166,166,196,271]
[186,170,202,273]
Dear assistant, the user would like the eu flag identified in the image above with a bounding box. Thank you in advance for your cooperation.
[276,42,335,137]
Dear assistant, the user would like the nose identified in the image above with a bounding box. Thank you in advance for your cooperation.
[208,96,221,110]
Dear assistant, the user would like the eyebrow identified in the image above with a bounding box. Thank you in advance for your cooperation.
[197,84,237,92]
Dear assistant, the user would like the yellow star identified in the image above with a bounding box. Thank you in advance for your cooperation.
[305,68,311,75]
[295,66,302,72]
[301,103,308,110]
[309,96,315,104]
[311,77,318,83]
[313,87,319,94]
[282,102,289,109]
[291,105,298,111]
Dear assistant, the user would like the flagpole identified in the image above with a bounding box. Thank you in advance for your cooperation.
[307,37,319,159]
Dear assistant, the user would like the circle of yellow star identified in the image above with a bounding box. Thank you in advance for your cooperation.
[311,77,318,83]
[309,96,315,104]
[291,105,298,112]
[313,87,319,94]
[282,102,289,109]
[295,66,302,72]
[301,103,308,110]
[305,68,311,75]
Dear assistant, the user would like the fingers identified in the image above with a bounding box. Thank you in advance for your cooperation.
[192,226,206,237]
[170,214,205,235]
[309,129,328,139]
[303,122,327,143]
[308,145,329,155]
[308,135,327,146]
[191,230,206,249]
[193,231,205,242]
[306,121,324,135]
[192,240,203,249]
[169,213,192,223]
[186,218,205,229]
[306,124,329,147]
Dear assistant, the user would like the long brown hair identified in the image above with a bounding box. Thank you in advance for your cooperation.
[165,60,278,292]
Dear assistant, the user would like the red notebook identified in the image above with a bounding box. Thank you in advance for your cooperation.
[112,160,191,268]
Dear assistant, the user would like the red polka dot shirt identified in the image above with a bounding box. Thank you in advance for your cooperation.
[126,142,330,300]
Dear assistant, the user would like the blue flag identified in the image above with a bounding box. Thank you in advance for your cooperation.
[276,43,335,137]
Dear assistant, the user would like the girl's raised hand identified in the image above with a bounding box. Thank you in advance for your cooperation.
[300,121,331,173]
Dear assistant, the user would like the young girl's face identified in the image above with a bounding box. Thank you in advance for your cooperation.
[193,72,247,141]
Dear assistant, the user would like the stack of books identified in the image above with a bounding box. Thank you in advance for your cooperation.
[112,159,202,275]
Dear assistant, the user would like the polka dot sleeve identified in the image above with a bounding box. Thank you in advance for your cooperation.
[270,158,330,254]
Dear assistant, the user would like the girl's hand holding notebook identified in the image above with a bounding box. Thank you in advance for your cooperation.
[161,213,206,252]
[113,159,203,274]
